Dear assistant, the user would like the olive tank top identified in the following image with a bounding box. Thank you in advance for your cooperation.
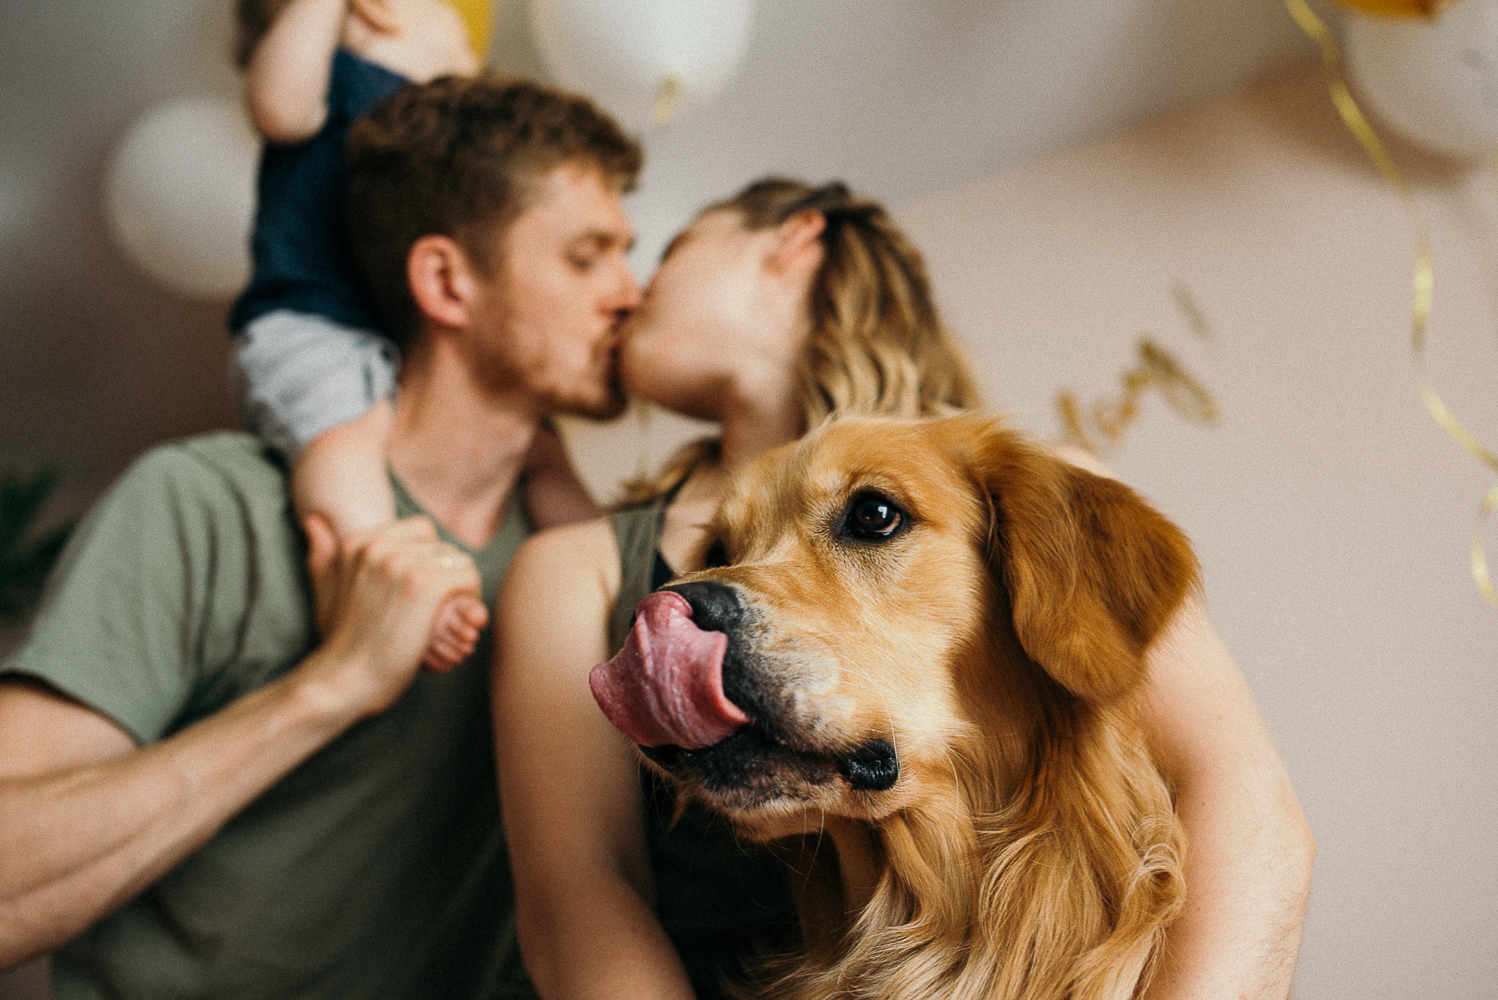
[607,496,799,999]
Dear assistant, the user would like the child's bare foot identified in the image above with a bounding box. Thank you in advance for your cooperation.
[421,592,490,671]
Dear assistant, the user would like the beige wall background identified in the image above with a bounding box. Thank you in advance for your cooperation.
[902,74,1498,999]
[563,72,1498,998]
[5,1,1497,997]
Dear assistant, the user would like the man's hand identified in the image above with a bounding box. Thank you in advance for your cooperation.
[302,514,483,718]
[0,516,483,963]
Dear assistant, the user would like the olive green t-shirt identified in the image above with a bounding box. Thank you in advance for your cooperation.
[3,432,536,1000]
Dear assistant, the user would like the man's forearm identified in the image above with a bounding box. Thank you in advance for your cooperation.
[0,516,490,966]
[0,660,362,967]
[1137,597,1316,1000]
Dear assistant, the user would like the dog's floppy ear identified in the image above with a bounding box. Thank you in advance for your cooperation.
[973,423,1199,702]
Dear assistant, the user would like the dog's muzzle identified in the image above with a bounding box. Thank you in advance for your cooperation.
[591,581,903,798]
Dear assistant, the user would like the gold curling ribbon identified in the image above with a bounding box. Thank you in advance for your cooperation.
[1058,339,1219,457]
[1325,0,1456,18]
[1287,0,1498,608]
[654,75,684,129]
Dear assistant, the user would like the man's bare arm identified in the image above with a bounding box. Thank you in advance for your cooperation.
[0,516,479,966]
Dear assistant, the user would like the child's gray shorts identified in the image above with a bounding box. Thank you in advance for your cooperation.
[230,309,399,462]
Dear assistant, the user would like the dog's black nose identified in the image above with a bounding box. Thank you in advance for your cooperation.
[661,581,743,634]
[843,739,899,792]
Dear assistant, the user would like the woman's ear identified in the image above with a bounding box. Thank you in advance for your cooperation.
[407,234,476,331]
[767,209,826,275]
[349,0,402,35]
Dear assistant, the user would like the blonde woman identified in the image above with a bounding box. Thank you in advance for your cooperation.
[492,178,1313,1000]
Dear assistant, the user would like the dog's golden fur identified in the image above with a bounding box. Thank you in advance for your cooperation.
[645,413,1198,1000]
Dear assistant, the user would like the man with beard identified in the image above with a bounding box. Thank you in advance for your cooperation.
[0,74,640,1000]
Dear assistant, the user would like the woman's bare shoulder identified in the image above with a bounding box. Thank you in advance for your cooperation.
[518,514,618,561]
[503,514,622,606]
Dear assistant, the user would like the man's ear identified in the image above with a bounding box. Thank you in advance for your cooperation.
[407,234,477,330]
[349,0,401,35]
[767,209,826,275]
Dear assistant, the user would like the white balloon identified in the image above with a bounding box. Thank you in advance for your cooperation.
[1343,0,1498,161]
[105,95,258,300]
[528,0,754,131]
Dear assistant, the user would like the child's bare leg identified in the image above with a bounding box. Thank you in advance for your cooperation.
[292,399,484,670]
[292,398,398,537]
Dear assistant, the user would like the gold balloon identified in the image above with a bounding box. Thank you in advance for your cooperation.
[446,0,493,56]
[1329,0,1458,17]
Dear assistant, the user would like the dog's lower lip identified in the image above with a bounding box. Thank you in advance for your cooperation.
[637,724,770,759]
[643,725,841,774]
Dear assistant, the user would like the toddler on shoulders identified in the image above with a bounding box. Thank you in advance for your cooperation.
[230,0,598,668]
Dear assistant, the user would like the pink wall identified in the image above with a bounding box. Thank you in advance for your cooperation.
[569,66,1498,998]
[894,70,1498,997]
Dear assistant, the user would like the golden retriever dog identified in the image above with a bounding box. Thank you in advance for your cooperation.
[591,413,1197,1000]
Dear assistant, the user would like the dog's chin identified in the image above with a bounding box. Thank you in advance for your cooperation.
[641,727,834,809]
[639,726,902,835]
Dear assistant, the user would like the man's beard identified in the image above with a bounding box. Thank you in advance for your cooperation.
[473,331,628,423]
[546,365,629,422]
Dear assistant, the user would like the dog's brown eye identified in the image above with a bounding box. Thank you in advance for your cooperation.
[703,539,730,568]
[844,492,906,542]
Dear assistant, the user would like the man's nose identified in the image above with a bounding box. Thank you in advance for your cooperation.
[612,259,642,314]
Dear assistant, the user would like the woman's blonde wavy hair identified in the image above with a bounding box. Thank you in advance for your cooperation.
[623,177,980,502]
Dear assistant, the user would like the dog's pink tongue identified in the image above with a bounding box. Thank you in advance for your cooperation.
[590,591,749,749]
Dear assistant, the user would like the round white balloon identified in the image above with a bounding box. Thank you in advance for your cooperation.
[105,95,259,299]
[1343,0,1498,160]
[528,0,754,131]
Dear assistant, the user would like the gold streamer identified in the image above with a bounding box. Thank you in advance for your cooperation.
[1057,339,1219,457]
[1475,484,1498,605]
[1325,0,1456,18]
[1286,0,1498,607]
[654,75,684,129]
